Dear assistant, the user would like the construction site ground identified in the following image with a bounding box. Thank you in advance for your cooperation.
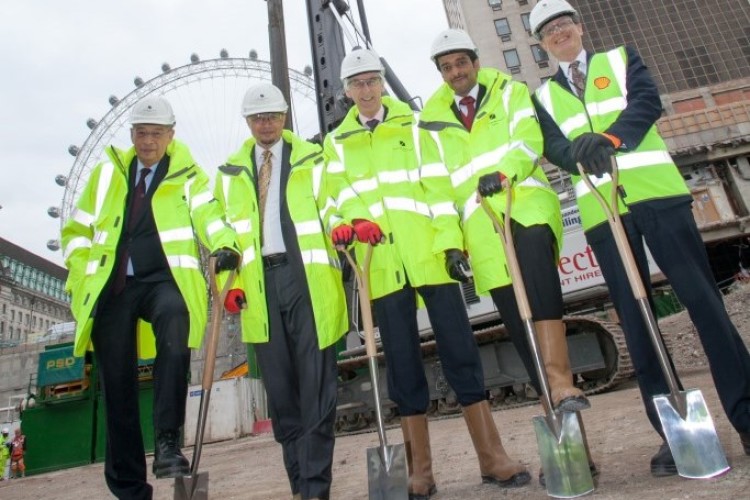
[2,283,750,499]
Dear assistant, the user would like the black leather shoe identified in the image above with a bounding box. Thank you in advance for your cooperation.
[650,442,677,477]
[740,432,750,455]
[539,462,598,487]
[153,429,190,479]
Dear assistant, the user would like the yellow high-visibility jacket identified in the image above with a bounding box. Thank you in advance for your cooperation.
[324,96,453,300]
[61,140,238,358]
[215,130,347,349]
[419,68,562,294]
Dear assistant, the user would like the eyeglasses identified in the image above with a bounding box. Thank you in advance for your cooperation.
[348,77,382,90]
[249,112,284,123]
[539,17,576,39]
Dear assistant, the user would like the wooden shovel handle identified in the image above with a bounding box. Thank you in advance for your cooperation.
[340,245,376,358]
[576,159,648,301]
[203,256,237,390]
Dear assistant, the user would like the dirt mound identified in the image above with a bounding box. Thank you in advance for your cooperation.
[661,281,750,370]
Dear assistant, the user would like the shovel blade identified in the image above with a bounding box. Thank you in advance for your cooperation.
[173,472,209,500]
[533,413,594,499]
[654,389,730,479]
[366,443,408,500]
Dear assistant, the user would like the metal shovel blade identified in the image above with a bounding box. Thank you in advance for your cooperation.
[654,389,730,479]
[533,412,594,499]
[174,472,209,500]
[367,444,408,500]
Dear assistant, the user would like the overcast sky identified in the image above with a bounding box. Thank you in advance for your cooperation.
[0,0,448,267]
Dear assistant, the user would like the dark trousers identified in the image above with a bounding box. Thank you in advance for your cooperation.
[373,281,485,416]
[92,279,190,500]
[587,199,750,436]
[255,262,338,500]
[489,222,564,394]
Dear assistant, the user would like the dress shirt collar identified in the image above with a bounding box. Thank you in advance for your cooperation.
[255,138,284,165]
[453,84,480,110]
[358,106,385,128]
[559,49,588,82]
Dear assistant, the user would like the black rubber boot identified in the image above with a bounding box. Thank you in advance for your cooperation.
[650,442,677,477]
[153,429,190,479]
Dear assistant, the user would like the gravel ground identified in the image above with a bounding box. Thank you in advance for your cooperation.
[2,283,749,499]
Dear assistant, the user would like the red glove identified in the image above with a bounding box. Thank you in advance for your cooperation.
[353,219,384,245]
[224,289,246,314]
[331,224,355,246]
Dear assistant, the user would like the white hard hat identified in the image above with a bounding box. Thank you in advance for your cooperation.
[340,49,384,82]
[530,0,578,39]
[130,96,176,126]
[1,428,8,434]
[241,82,288,117]
[430,29,478,62]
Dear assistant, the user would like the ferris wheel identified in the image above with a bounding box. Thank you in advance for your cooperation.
[47,50,318,250]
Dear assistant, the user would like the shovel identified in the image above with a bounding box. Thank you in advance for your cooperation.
[340,244,408,499]
[480,190,594,499]
[174,256,237,499]
[577,159,729,479]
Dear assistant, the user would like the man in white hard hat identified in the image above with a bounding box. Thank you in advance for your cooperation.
[215,82,347,500]
[419,27,592,486]
[324,48,531,499]
[529,0,750,476]
[62,95,241,499]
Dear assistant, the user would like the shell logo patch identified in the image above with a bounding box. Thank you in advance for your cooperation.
[594,76,611,90]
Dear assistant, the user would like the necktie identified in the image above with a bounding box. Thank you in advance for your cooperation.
[459,95,476,130]
[366,118,380,131]
[569,61,586,98]
[257,149,273,228]
[113,167,151,294]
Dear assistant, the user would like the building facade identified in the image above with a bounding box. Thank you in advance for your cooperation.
[0,237,72,345]
[442,0,750,280]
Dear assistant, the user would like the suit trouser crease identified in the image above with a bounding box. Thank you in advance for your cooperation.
[588,201,750,434]
[374,281,485,416]
[255,263,337,499]
[92,280,190,500]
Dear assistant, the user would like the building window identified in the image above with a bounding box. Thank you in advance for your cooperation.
[518,0,528,5]
[521,13,531,35]
[494,18,512,41]
[0,322,4,334]
[488,0,502,10]
[531,44,549,68]
[504,49,521,73]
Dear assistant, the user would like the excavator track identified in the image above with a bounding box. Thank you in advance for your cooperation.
[335,315,633,434]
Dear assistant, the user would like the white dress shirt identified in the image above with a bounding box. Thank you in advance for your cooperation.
[256,139,287,256]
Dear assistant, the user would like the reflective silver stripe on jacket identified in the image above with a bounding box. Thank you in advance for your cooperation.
[159,227,194,243]
[63,237,91,260]
[166,255,201,269]
[573,151,673,197]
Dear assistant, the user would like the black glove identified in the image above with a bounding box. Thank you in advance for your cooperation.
[571,133,615,178]
[212,248,241,272]
[445,249,471,283]
[477,171,506,198]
